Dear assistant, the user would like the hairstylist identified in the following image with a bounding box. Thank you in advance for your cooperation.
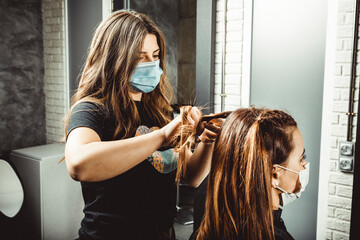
[64,10,217,240]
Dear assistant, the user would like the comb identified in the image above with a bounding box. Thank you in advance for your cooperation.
[201,111,233,122]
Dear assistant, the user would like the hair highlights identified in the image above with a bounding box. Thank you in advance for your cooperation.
[196,107,297,240]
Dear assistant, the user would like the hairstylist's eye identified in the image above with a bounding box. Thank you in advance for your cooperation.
[137,55,145,62]
[153,55,159,60]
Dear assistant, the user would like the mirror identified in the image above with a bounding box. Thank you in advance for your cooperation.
[0,160,24,218]
[127,0,197,105]
[68,0,197,105]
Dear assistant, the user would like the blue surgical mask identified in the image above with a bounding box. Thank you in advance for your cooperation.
[130,60,163,93]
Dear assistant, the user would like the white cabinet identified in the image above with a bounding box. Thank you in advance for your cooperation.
[10,144,83,240]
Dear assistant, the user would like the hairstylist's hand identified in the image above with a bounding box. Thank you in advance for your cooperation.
[198,117,223,144]
[187,107,202,128]
[160,106,202,147]
[161,115,182,147]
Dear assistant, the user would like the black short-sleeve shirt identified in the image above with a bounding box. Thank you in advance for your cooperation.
[67,101,177,240]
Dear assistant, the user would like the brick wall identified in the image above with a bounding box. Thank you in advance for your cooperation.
[42,0,67,143]
[326,0,358,238]
[214,0,244,113]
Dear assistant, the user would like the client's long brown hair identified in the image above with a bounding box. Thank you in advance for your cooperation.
[196,107,297,240]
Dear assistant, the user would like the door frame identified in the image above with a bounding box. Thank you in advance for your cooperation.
[64,0,111,110]
[316,0,337,238]
[195,0,217,115]
[350,90,360,239]
[241,0,253,108]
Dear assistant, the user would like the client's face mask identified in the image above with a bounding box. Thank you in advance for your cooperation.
[275,163,310,206]
[130,60,163,93]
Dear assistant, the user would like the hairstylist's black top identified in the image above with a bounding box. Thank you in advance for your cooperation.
[67,101,177,240]
[189,209,294,240]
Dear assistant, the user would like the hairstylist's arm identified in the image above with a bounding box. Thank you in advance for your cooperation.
[65,116,181,182]
[182,109,220,187]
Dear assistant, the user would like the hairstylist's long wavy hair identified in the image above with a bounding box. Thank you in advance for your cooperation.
[63,10,173,141]
[196,107,297,240]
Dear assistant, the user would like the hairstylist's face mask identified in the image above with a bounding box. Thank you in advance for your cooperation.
[275,163,310,206]
[130,60,163,93]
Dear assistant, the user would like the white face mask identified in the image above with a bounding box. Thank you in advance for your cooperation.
[274,163,310,206]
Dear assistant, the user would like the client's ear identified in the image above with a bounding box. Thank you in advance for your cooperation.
[271,165,282,188]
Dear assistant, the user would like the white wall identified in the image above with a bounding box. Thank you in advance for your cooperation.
[321,0,358,239]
